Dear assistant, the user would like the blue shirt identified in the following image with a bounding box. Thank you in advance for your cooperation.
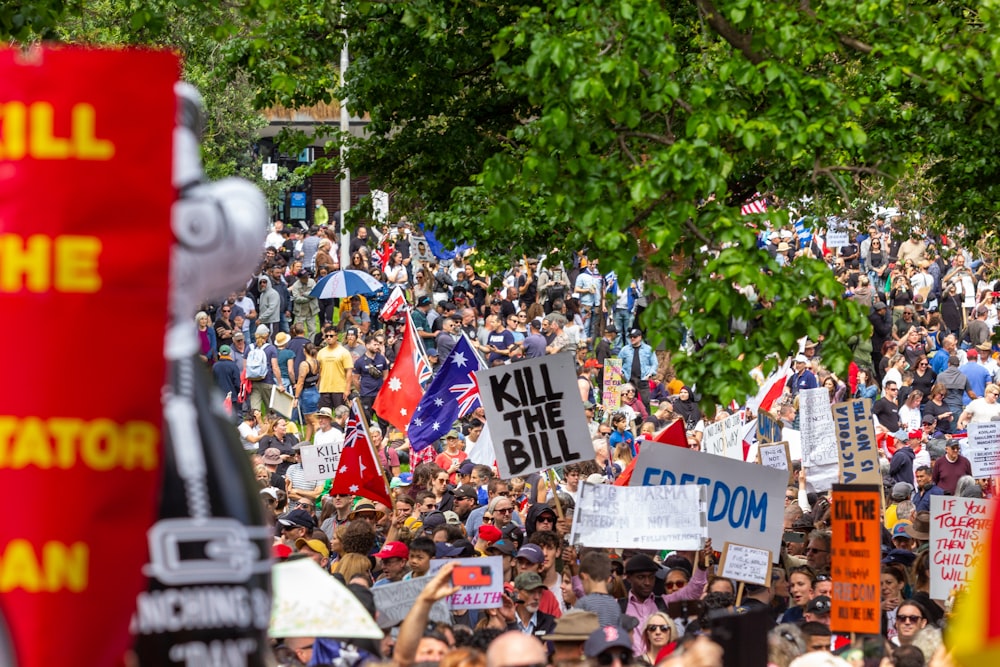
[960,363,991,405]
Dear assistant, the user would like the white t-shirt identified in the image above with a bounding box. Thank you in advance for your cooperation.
[313,426,345,471]
[964,397,1000,423]
[238,422,260,451]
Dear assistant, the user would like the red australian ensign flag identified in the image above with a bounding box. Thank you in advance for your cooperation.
[329,399,392,507]
[373,312,427,433]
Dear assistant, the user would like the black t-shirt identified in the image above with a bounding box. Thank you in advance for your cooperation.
[518,274,538,306]
[872,398,901,431]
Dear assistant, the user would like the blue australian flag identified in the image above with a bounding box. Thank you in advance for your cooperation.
[408,335,482,452]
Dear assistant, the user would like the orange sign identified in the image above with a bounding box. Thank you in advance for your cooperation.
[830,483,882,634]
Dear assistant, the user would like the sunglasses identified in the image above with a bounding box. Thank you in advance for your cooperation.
[815,574,831,582]
[483,516,494,523]
[647,625,672,633]
[494,507,513,514]
[664,581,685,590]
[897,615,923,624]
[597,652,634,666]
[324,334,336,339]
[806,547,828,554]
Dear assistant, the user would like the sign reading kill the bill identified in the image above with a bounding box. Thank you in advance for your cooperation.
[477,353,593,479]
[0,48,178,667]
[829,484,882,634]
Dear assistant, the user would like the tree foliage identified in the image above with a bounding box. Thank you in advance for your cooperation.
[8,0,1000,405]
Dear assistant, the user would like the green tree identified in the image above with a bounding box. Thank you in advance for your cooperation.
[9,0,1000,405]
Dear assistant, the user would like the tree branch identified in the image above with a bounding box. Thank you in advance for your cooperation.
[692,0,764,65]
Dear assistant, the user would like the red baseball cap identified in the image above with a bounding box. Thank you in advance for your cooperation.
[478,524,503,543]
[374,541,409,560]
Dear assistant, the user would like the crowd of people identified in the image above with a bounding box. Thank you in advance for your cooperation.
[193,210,997,667]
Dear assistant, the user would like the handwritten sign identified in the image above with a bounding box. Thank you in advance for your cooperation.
[718,542,773,587]
[570,483,707,551]
[477,353,593,479]
[299,443,343,482]
[758,442,792,482]
[602,358,623,410]
[631,444,788,554]
[427,556,504,610]
[929,496,996,599]
[832,400,882,486]
[829,484,882,634]
[371,578,452,628]
[703,413,744,460]
[799,388,839,492]
[965,423,1000,478]
[756,410,783,444]
[0,47,178,667]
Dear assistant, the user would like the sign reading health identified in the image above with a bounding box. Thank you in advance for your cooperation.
[630,444,788,554]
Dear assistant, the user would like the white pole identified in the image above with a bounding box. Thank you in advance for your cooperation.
[339,34,351,270]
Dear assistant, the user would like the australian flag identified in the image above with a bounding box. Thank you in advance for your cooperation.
[408,335,482,452]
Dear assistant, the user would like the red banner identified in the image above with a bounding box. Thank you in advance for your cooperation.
[0,47,178,667]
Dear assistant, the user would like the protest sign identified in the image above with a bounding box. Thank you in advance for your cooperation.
[477,353,593,479]
[758,442,792,483]
[718,542,772,587]
[965,423,1000,478]
[603,358,623,410]
[371,578,452,628]
[929,496,996,599]
[570,483,707,551]
[428,556,504,610]
[832,400,882,486]
[703,413,744,459]
[299,443,343,482]
[799,388,839,492]
[631,444,788,554]
[829,484,881,634]
[0,48,178,667]
[757,410,783,444]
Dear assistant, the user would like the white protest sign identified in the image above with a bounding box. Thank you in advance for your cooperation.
[800,388,839,466]
[965,423,1000,478]
[371,578,452,628]
[630,443,788,554]
[799,387,839,492]
[832,400,882,486]
[703,413,744,459]
[929,496,996,599]
[299,443,343,482]
[758,442,792,483]
[477,353,593,479]
[718,542,773,587]
[826,231,849,248]
[427,556,504,610]
[570,483,707,551]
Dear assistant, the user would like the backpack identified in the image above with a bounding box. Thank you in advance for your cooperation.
[246,344,269,381]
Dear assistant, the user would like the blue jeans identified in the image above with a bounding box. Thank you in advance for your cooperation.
[613,308,633,347]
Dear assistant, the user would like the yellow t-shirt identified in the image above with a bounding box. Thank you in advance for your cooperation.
[317,343,353,393]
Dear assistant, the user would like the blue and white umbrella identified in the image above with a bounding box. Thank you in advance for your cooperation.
[310,269,384,299]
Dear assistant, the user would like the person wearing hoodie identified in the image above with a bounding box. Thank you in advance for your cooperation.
[257,274,281,339]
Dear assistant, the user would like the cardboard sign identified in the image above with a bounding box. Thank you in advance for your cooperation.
[0,48,178,667]
[718,542,772,587]
[929,496,996,599]
[832,400,882,486]
[570,482,707,551]
[758,442,792,482]
[371,578,452,629]
[703,413,744,459]
[829,484,882,634]
[602,358,623,410]
[298,443,343,482]
[756,410,783,444]
[631,444,788,554]
[477,353,593,479]
[965,423,1000,478]
[799,388,839,492]
[427,556,504,610]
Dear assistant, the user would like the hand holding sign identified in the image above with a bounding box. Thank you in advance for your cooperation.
[417,561,462,605]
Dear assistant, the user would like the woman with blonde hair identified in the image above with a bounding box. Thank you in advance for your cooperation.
[333,552,372,585]
[638,612,677,665]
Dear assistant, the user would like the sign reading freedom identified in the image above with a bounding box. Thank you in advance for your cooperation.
[0,48,178,667]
